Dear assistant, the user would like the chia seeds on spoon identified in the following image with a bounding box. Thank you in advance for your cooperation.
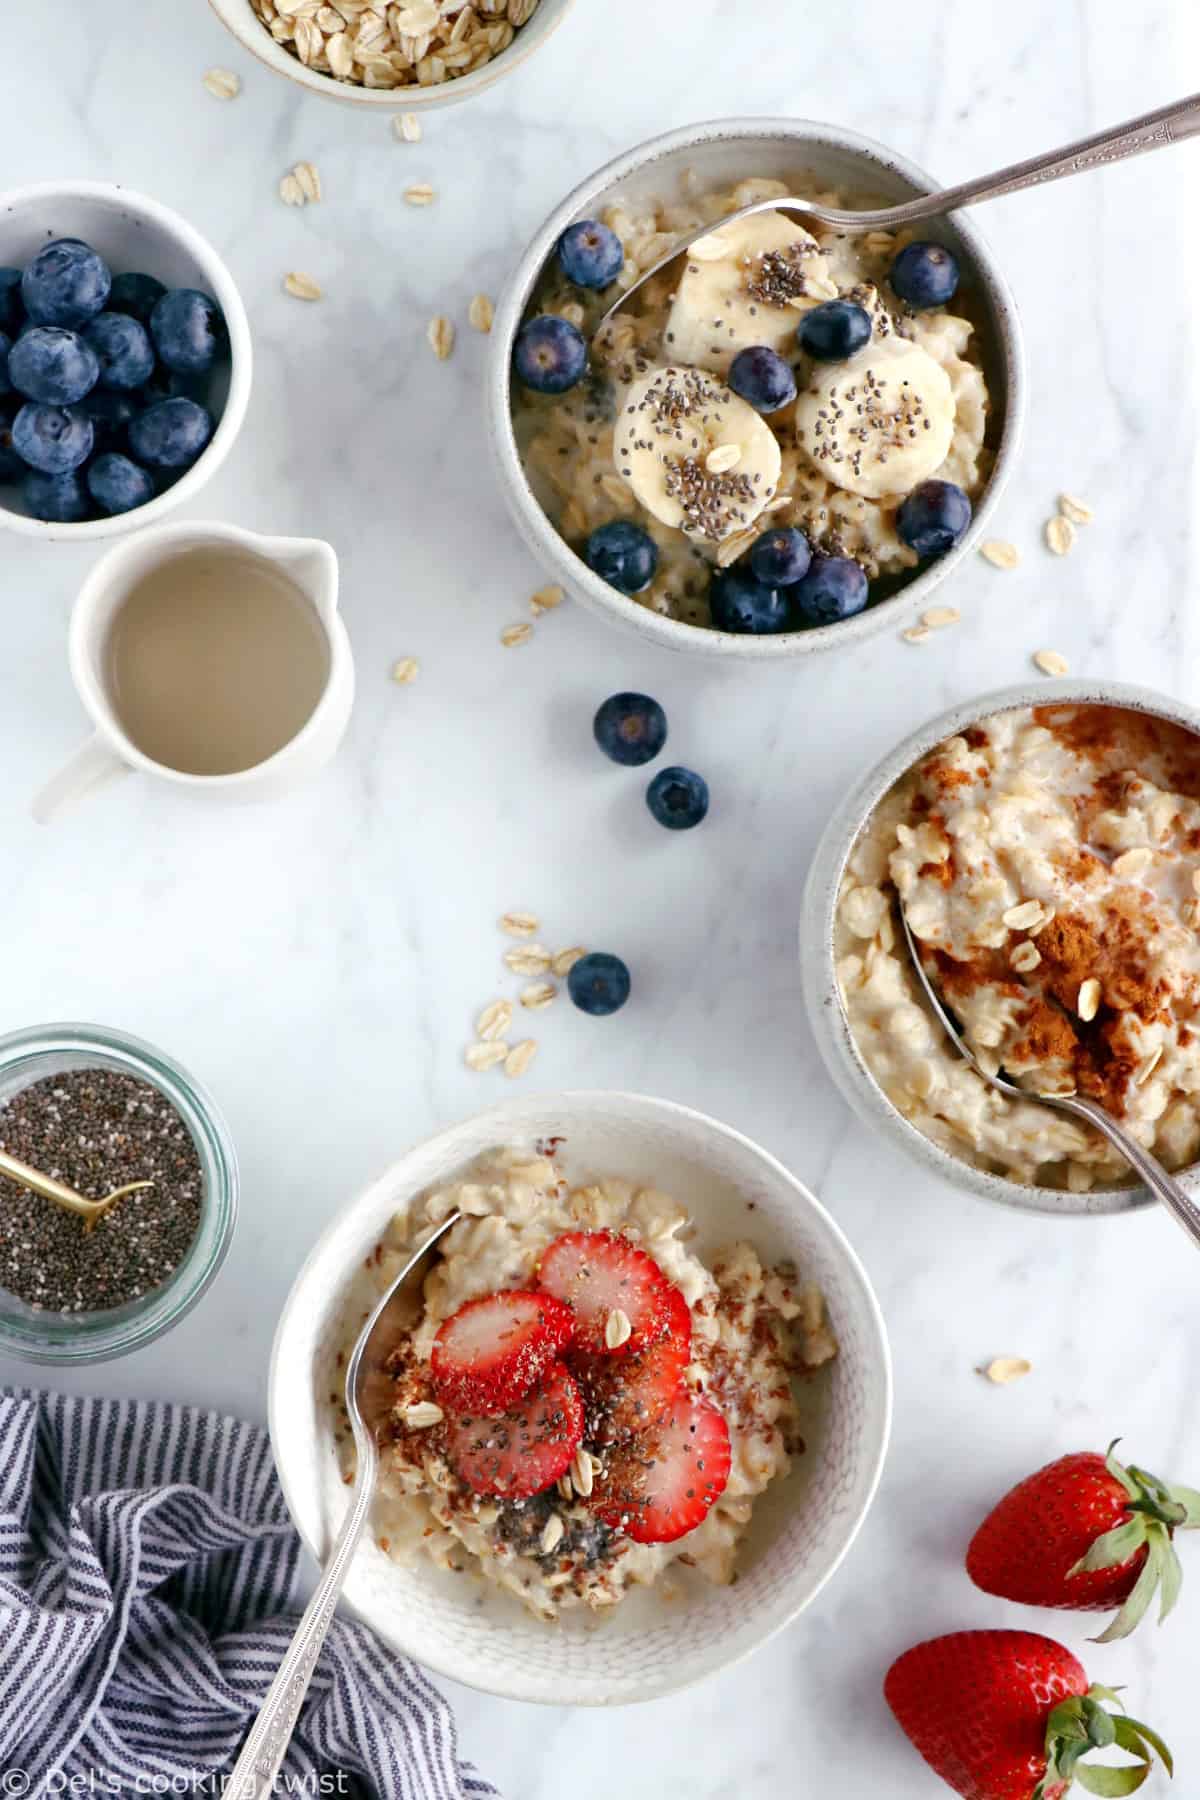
[0,1068,203,1314]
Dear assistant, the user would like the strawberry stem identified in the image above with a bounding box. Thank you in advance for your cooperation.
[1036,1688,1171,1798]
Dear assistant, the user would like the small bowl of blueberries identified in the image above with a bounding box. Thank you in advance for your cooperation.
[0,181,252,538]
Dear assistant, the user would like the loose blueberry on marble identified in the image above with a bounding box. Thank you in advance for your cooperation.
[128,396,214,469]
[585,519,658,595]
[150,288,227,375]
[12,401,94,474]
[790,552,869,627]
[84,312,156,391]
[896,479,973,558]
[748,526,811,588]
[889,241,960,309]
[87,452,155,516]
[593,693,668,767]
[557,220,624,290]
[797,299,872,362]
[0,407,23,482]
[0,269,22,335]
[513,314,588,394]
[21,238,111,328]
[567,952,631,1017]
[709,566,789,634]
[84,388,139,454]
[22,469,89,523]
[646,765,709,830]
[108,271,167,324]
[728,345,796,413]
[8,326,99,406]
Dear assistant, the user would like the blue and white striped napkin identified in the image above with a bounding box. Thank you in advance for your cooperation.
[0,1390,497,1799]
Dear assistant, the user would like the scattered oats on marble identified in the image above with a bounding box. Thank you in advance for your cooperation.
[981,1356,1032,1385]
[394,112,423,142]
[921,606,960,630]
[1033,648,1069,678]
[1045,515,1076,557]
[500,622,533,648]
[203,67,241,100]
[284,271,322,301]
[390,657,420,685]
[499,911,539,939]
[504,943,552,976]
[504,1039,537,1079]
[530,584,564,615]
[1059,493,1094,526]
[520,982,556,1011]
[279,173,305,208]
[405,183,437,207]
[980,539,1019,570]
[427,316,455,360]
[551,946,586,977]
[280,161,322,206]
[465,1040,508,1072]
[476,999,513,1042]
[468,293,495,334]
[901,625,931,645]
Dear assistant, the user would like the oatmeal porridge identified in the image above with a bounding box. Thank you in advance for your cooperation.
[512,172,991,632]
[333,1144,836,1621]
[837,705,1200,1189]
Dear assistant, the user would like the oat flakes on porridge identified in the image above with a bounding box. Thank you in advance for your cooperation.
[511,173,991,632]
[837,705,1200,1189]
[333,1145,836,1621]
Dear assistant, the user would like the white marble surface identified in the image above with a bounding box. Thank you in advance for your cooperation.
[3,1,1200,1793]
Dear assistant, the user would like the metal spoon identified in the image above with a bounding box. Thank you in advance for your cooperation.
[895,901,1200,1247]
[0,1147,153,1233]
[595,91,1200,337]
[226,1209,463,1799]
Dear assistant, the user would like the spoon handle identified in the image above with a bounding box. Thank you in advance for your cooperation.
[225,1438,378,1798]
[872,92,1200,230]
[1055,1092,1200,1249]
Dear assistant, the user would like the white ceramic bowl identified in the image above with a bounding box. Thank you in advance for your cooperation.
[269,1091,891,1705]
[207,0,576,112]
[800,678,1200,1218]
[0,181,252,542]
[487,117,1026,662]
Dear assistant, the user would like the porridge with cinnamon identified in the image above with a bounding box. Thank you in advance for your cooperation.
[836,705,1200,1190]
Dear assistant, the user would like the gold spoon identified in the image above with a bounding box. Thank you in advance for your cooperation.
[0,1148,154,1234]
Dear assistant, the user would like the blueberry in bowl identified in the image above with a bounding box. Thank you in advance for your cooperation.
[128,397,214,470]
[710,566,789,635]
[896,480,973,559]
[21,238,110,328]
[513,315,588,395]
[889,241,960,310]
[23,468,90,523]
[791,554,869,628]
[8,327,100,405]
[728,346,796,413]
[796,300,872,362]
[557,220,623,290]
[584,520,657,595]
[84,313,156,391]
[87,452,155,516]
[12,402,93,474]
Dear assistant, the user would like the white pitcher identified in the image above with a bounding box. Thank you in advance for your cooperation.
[33,521,355,823]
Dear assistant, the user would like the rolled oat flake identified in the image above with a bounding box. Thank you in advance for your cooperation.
[0,1068,203,1313]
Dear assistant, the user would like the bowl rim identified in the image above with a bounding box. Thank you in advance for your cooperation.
[0,179,253,542]
[486,114,1027,662]
[268,1088,893,1704]
[205,0,577,111]
[799,677,1200,1217]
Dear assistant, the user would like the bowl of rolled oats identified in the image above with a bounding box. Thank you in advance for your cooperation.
[208,0,575,110]
[801,678,1200,1216]
[268,1089,891,1703]
[488,117,1025,659]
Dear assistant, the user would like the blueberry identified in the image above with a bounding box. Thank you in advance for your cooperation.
[108,270,167,324]
[567,952,631,1016]
[748,526,811,588]
[84,387,138,454]
[557,220,624,290]
[513,315,588,394]
[22,469,89,523]
[0,408,23,483]
[709,566,789,634]
[585,519,657,595]
[728,345,796,413]
[128,396,213,469]
[593,692,668,767]
[8,326,99,405]
[86,451,155,516]
[889,241,960,310]
[790,553,869,627]
[149,289,227,376]
[797,299,872,362]
[0,268,22,335]
[12,401,93,474]
[21,238,111,327]
[83,312,155,391]
[896,479,973,559]
[646,765,709,830]
[0,332,11,397]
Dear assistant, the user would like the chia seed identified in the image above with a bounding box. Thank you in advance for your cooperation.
[0,1068,204,1314]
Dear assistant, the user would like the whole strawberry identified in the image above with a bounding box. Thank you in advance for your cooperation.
[967,1442,1200,1641]
[885,1630,1171,1800]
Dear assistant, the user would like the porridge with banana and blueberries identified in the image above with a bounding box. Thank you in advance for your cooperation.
[511,173,990,635]
[332,1144,836,1621]
[837,705,1200,1190]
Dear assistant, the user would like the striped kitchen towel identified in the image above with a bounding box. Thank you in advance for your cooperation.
[0,1389,497,1799]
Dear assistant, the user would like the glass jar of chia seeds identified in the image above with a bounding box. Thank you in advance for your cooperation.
[0,1022,238,1363]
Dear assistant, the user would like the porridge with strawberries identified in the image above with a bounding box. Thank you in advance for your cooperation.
[837,705,1200,1190]
[331,1145,836,1621]
[511,172,991,633]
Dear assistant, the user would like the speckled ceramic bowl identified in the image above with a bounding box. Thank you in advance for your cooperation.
[800,678,1200,1218]
[488,117,1026,661]
[269,1090,891,1705]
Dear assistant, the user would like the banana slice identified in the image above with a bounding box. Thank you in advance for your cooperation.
[794,335,956,501]
[665,210,836,376]
[614,364,782,544]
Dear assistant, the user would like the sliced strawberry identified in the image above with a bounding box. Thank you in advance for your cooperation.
[570,1285,693,1444]
[536,1229,674,1356]
[445,1361,584,1499]
[430,1289,575,1414]
[588,1392,731,1543]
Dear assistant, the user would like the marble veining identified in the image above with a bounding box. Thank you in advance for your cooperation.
[2,1,1199,1794]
